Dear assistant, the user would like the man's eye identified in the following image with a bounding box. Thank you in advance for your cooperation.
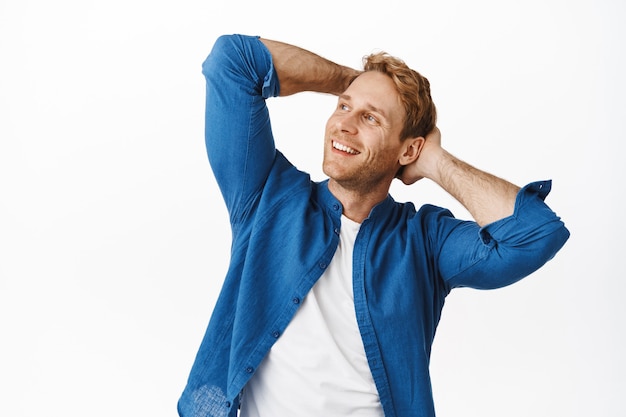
[366,114,378,123]
[340,104,349,111]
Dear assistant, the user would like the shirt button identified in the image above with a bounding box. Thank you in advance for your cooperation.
[334,227,339,235]
[332,204,340,211]
[225,401,231,408]
[272,330,280,338]
[245,366,254,373]
[319,261,327,269]
[292,297,300,304]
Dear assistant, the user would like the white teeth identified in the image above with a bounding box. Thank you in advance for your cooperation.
[332,141,359,154]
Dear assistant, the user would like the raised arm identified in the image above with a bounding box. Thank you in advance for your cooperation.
[259,38,361,96]
[203,35,360,220]
[402,128,568,289]
[400,128,520,227]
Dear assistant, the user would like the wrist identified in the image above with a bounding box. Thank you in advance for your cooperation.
[334,67,362,95]
[419,146,449,183]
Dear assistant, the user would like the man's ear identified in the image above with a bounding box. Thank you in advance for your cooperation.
[398,136,425,166]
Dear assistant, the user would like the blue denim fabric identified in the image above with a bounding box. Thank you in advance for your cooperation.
[178,34,570,417]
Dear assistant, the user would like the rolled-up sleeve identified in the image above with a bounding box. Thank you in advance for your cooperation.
[436,180,570,289]
[201,34,280,220]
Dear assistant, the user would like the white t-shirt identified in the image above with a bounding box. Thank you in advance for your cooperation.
[240,215,384,417]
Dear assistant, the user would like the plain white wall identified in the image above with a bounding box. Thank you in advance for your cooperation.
[1,0,624,416]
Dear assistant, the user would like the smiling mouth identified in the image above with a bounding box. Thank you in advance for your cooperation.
[332,140,360,155]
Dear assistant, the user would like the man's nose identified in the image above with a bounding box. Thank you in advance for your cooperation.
[337,113,358,134]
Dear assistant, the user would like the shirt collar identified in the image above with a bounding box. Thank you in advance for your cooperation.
[317,179,396,222]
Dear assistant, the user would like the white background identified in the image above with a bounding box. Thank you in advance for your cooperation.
[1,0,624,416]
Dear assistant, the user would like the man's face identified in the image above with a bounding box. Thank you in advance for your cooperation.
[323,71,406,192]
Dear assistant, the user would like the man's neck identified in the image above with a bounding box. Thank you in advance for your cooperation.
[328,179,391,223]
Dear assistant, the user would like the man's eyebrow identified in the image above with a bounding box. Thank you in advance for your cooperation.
[338,94,388,119]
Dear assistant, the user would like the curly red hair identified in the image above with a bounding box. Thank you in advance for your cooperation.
[363,52,437,140]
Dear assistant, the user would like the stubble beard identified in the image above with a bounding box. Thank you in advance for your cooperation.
[323,152,395,196]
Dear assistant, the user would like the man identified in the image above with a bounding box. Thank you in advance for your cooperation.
[178,34,569,417]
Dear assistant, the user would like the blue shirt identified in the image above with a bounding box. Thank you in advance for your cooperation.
[178,34,570,417]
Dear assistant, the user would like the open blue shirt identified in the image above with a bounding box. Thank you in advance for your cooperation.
[178,34,570,417]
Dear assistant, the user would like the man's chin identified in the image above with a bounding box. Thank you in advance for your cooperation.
[322,161,349,181]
